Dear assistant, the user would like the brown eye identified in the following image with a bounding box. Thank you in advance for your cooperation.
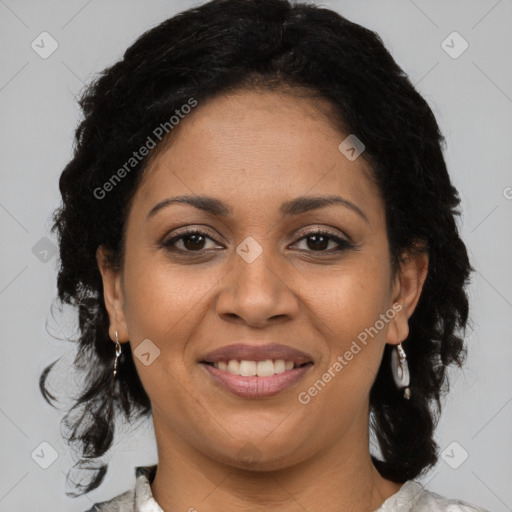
[163,230,221,252]
[293,230,353,253]
[161,228,353,255]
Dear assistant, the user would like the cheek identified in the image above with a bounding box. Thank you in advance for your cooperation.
[309,255,392,398]
[120,257,202,411]
[122,251,212,341]
[309,256,392,342]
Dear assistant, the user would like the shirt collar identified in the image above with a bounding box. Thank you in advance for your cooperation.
[132,464,424,512]
[134,465,163,512]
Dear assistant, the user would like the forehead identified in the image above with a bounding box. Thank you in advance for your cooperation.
[132,89,383,223]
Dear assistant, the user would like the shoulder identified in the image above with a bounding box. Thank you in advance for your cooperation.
[81,464,157,512]
[417,487,491,512]
[379,481,491,512]
[81,489,134,512]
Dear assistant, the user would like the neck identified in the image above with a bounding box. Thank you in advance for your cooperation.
[149,413,403,512]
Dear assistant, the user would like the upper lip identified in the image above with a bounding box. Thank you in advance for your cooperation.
[201,343,313,365]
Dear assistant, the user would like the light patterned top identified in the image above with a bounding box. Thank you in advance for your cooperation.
[84,465,492,512]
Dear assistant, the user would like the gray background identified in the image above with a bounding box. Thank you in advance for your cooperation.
[0,0,511,510]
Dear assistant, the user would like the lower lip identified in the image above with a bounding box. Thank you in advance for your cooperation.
[200,363,313,399]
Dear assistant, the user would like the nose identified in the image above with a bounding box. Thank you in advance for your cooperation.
[214,242,300,328]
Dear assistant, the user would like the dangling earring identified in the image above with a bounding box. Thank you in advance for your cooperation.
[391,342,411,399]
[113,330,122,378]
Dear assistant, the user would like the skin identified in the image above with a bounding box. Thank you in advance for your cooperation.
[97,88,428,512]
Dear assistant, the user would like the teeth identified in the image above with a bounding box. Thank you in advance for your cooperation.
[226,360,240,375]
[257,360,274,377]
[274,359,285,373]
[239,360,257,376]
[212,359,301,376]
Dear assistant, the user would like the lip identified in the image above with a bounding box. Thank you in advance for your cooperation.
[200,361,314,398]
[201,343,313,365]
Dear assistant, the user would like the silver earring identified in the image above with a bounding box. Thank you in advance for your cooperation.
[113,330,122,378]
[391,343,411,399]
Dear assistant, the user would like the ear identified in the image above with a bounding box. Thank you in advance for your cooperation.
[386,243,429,346]
[96,245,130,343]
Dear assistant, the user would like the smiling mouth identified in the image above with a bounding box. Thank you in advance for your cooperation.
[201,359,313,377]
[199,359,314,399]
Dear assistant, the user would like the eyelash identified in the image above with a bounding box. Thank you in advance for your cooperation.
[161,228,354,255]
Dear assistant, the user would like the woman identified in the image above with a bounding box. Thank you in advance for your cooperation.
[40,0,491,510]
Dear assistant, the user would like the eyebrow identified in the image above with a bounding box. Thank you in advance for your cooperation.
[146,194,369,223]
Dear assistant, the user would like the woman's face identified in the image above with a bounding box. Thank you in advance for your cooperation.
[99,88,426,470]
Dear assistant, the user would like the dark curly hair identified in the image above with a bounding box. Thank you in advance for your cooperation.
[40,0,473,497]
